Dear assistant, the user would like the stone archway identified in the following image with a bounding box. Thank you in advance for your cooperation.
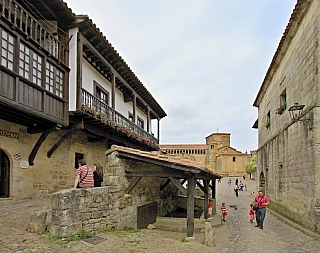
[259,171,265,189]
[0,149,10,197]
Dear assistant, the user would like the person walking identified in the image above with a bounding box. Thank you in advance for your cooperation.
[221,202,228,221]
[234,184,239,197]
[254,190,270,229]
[73,159,94,189]
[249,204,255,223]
[239,181,244,191]
[228,178,232,185]
[235,178,239,186]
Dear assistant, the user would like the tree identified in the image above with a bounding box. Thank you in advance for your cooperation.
[245,154,257,174]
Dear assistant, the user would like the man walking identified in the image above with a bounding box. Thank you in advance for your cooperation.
[254,190,269,229]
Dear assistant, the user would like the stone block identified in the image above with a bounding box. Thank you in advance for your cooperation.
[203,221,214,246]
[28,210,47,234]
[51,209,76,226]
[91,211,104,219]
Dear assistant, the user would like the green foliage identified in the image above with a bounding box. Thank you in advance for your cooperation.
[102,226,140,237]
[43,229,92,248]
[78,229,92,239]
[245,154,257,173]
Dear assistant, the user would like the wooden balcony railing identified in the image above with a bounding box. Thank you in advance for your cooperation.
[80,88,159,145]
[0,0,67,64]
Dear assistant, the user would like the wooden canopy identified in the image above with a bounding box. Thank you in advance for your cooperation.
[106,145,222,237]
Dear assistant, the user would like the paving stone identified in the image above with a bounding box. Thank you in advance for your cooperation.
[1,179,320,252]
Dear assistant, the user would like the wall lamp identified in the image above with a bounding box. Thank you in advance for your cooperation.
[288,102,312,128]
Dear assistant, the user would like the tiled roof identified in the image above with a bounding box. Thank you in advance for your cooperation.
[106,145,222,179]
[160,144,208,149]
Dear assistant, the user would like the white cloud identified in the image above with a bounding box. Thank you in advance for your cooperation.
[65,0,297,152]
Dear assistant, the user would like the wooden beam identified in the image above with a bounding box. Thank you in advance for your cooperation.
[125,170,187,178]
[29,129,52,165]
[160,179,170,190]
[125,177,142,194]
[169,177,187,195]
[196,180,207,193]
[204,180,209,219]
[47,129,76,158]
[187,175,195,237]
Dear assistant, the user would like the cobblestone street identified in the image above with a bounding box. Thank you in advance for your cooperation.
[1,178,320,252]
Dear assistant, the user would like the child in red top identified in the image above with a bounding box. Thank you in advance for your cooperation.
[221,202,227,221]
[249,204,255,223]
[208,198,213,219]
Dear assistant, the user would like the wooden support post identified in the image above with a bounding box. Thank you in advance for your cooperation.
[187,174,195,237]
[212,179,216,199]
[204,180,209,219]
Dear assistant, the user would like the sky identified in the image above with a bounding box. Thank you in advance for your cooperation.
[64,0,297,153]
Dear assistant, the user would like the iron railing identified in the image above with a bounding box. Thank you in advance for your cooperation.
[80,88,158,145]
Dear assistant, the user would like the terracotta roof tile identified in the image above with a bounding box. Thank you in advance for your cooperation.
[106,145,221,178]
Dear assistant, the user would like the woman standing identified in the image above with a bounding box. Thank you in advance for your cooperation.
[92,163,103,187]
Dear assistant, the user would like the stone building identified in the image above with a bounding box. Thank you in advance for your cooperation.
[161,132,250,177]
[0,0,166,200]
[253,0,320,233]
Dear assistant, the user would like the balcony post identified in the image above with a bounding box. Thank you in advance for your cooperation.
[76,32,83,110]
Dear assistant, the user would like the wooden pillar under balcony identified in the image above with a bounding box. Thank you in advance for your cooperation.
[157,118,160,141]
[111,73,115,109]
[133,95,136,123]
[76,32,83,110]
[147,107,150,132]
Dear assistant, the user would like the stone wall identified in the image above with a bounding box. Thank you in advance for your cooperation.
[48,187,133,239]
[254,0,320,233]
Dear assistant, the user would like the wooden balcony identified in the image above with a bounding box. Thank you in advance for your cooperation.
[0,66,68,130]
[70,88,159,150]
[0,0,68,65]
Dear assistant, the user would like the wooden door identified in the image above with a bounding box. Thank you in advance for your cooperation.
[0,150,10,197]
[137,202,157,229]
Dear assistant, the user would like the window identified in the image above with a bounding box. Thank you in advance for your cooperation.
[75,153,84,169]
[46,62,64,98]
[1,30,14,70]
[233,157,236,162]
[94,81,109,105]
[137,116,144,129]
[19,43,30,79]
[266,111,271,128]
[19,42,43,86]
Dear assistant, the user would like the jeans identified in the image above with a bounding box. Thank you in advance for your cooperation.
[255,208,266,228]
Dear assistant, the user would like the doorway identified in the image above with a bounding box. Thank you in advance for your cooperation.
[0,150,10,197]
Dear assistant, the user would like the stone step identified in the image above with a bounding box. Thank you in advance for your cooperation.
[152,216,221,233]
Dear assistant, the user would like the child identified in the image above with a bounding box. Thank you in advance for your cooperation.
[221,202,227,221]
[249,204,255,223]
[208,198,213,219]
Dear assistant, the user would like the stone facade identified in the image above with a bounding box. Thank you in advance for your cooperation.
[161,132,251,177]
[0,119,107,200]
[253,0,320,233]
